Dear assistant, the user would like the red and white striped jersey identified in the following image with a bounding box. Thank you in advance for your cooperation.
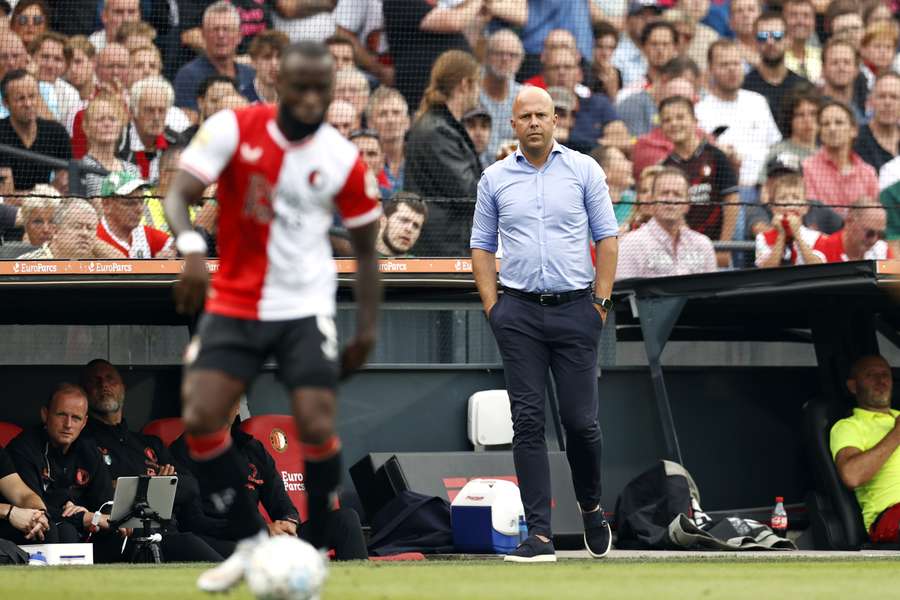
[179,104,381,321]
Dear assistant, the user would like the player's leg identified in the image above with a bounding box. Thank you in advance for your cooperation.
[275,315,342,550]
[291,386,341,549]
[182,315,267,538]
[187,316,270,592]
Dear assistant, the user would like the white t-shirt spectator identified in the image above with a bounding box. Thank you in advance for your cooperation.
[54,78,81,126]
[334,0,388,55]
[879,155,900,191]
[88,30,109,52]
[592,0,627,19]
[273,8,336,42]
[695,89,782,187]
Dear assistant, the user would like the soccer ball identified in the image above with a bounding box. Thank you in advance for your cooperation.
[245,536,329,600]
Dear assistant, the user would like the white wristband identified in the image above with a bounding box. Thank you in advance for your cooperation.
[176,230,207,256]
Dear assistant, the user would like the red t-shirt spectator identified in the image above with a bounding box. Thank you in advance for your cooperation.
[97,218,173,258]
[813,229,893,262]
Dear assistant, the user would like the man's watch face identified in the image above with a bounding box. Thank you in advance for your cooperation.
[593,297,613,310]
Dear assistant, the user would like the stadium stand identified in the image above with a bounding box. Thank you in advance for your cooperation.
[0,0,891,268]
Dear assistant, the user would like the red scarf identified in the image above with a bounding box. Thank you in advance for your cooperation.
[133,133,169,178]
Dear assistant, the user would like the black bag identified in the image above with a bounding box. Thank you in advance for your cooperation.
[0,539,29,565]
[367,491,454,556]
[615,460,796,551]
[614,460,699,550]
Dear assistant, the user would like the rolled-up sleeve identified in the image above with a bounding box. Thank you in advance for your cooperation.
[470,172,499,252]
[583,158,618,242]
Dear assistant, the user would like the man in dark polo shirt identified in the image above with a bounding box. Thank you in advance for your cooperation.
[7,383,114,544]
[0,69,70,191]
[660,95,739,267]
[742,12,810,132]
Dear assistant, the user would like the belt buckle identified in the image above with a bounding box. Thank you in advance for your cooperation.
[539,294,555,306]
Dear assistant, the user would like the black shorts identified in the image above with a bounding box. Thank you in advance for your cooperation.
[185,313,339,390]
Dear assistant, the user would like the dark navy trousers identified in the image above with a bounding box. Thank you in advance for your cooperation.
[489,292,604,538]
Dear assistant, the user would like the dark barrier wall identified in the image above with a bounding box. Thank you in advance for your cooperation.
[0,365,825,515]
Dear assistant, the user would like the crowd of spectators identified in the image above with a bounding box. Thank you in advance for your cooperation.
[0,0,894,272]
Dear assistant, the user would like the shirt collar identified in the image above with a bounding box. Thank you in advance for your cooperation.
[818,149,863,170]
[514,140,564,167]
[852,407,900,419]
[646,217,688,246]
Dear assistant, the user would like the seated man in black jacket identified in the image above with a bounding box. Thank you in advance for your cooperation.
[0,443,51,544]
[79,359,223,563]
[170,402,367,562]
[8,383,116,544]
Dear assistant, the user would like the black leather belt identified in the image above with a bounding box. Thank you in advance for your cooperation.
[501,286,591,306]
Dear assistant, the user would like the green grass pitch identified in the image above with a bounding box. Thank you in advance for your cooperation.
[1,558,898,600]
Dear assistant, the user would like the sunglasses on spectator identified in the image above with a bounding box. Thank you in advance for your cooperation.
[16,15,44,25]
[865,229,886,240]
[756,31,785,43]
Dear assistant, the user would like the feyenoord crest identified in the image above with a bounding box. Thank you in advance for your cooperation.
[75,468,91,486]
[269,428,288,453]
[308,169,327,191]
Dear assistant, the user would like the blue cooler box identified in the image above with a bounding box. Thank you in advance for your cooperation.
[451,479,524,554]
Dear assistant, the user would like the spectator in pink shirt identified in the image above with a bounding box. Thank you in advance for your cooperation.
[802,100,879,217]
[616,166,717,280]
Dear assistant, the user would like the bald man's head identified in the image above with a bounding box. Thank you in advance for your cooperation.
[848,355,893,411]
[511,86,557,160]
[486,29,524,80]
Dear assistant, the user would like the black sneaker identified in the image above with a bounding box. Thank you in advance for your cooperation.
[504,535,557,563]
[582,507,612,558]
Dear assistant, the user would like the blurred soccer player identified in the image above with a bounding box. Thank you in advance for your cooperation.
[164,41,381,591]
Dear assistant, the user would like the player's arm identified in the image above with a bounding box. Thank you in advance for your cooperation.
[335,159,383,379]
[164,171,210,314]
[342,220,380,379]
[163,110,239,314]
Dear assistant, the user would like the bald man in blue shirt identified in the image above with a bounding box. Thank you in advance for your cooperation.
[471,86,618,563]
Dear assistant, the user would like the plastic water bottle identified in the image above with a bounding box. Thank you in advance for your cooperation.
[28,551,48,566]
[771,496,788,538]
[518,515,528,542]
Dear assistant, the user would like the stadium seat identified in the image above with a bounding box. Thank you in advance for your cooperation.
[239,415,307,521]
[0,421,22,447]
[141,417,185,448]
[803,399,869,549]
[467,390,513,451]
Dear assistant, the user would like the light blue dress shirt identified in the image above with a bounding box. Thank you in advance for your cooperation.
[470,142,618,293]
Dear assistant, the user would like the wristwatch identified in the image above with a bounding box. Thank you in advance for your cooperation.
[592,296,614,311]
